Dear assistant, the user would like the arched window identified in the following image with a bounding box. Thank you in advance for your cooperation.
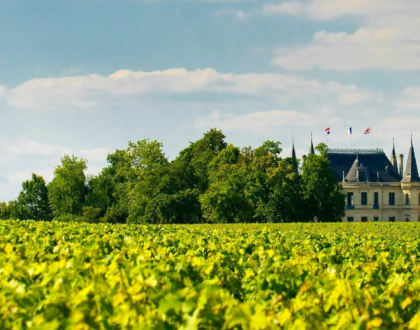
[406,193,410,205]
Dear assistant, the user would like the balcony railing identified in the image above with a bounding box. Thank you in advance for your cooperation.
[347,205,355,210]
[373,205,380,209]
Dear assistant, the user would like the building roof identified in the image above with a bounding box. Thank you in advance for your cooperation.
[327,150,402,182]
[291,141,296,159]
[309,135,315,155]
[401,139,420,182]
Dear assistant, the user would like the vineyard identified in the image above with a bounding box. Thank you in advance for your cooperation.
[1,221,420,329]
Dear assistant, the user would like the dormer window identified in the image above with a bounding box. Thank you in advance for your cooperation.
[357,163,369,182]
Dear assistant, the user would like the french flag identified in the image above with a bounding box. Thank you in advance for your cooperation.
[347,127,352,135]
[325,127,331,135]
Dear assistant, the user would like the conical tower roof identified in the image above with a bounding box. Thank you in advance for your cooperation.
[402,138,420,182]
[345,155,360,182]
[309,134,315,155]
[291,140,296,159]
[391,139,398,170]
[392,140,397,158]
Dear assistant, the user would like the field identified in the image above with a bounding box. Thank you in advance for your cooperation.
[2,221,420,330]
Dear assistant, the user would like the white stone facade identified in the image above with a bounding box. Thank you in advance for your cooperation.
[342,182,420,222]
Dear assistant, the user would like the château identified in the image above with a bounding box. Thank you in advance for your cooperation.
[295,138,420,222]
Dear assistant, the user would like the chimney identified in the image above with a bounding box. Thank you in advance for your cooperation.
[391,153,397,168]
[399,154,404,176]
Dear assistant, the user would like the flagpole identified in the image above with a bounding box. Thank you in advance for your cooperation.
[371,125,372,148]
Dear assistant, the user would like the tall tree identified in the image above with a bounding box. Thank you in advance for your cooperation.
[301,143,345,222]
[200,145,254,223]
[10,174,52,220]
[257,157,303,223]
[0,202,11,220]
[48,155,88,217]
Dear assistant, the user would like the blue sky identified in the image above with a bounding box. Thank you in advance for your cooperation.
[1,0,420,200]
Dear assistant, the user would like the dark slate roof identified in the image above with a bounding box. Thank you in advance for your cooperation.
[327,151,402,182]
[309,137,315,155]
[401,140,420,182]
[291,143,296,159]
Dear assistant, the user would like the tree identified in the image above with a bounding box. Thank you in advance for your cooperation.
[301,143,345,222]
[200,145,254,223]
[48,155,88,217]
[9,174,52,220]
[172,128,227,193]
[0,202,11,220]
[257,157,303,223]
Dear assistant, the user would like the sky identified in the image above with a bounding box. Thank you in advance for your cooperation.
[1,0,420,200]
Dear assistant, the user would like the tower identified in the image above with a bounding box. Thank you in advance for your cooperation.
[391,139,398,171]
[309,133,315,155]
[291,139,296,159]
[401,138,420,182]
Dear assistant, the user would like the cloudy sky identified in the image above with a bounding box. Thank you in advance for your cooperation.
[1,0,419,201]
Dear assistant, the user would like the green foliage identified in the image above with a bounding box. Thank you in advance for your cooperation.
[48,155,88,217]
[258,157,303,223]
[0,202,11,220]
[81,206,103,223]
[9,174,52,221]
[8,131,345,223]
[301,143,345,222]
[2,221,420,329]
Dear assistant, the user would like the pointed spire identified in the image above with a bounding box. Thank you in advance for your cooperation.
[401,137,420,182]
[309,133,315,155]
[291,137,296,159]
[345,155,360,182]
[391,138,398,171]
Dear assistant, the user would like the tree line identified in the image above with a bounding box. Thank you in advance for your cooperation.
[0,129,345,223]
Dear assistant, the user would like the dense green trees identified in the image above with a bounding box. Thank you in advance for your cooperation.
[3,130,345,223]
[48,155,87,217]
[9,174,52,221]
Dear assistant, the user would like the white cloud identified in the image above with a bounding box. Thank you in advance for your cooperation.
[195,109,329,133]
[3,68,373,110]
[337,92,377,106]
[394,87,420,111]
[4,139,72,157]
[267,0,420,70]
[79,148,111,161]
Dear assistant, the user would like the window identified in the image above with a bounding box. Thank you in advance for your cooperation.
[418,194,420,205]
[406,194,410,205]
[389,192,395,206]
[347,192,354,208]
[347,217,354,222]
[374,216,379,222]
[389,216,396,222]
[374,192,379,206]
[361,192,368,205]
[361,216,368,222]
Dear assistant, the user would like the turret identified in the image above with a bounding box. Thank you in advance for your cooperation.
[302,154,307,165]
[309,134,315,155]
[391,139,398,171]
[291,140,296,159]
[401,138,420,182]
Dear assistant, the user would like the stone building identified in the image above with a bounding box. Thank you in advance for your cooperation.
[297,138,420,222]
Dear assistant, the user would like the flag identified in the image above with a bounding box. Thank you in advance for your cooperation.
[325,127,331,135]
[364,127,371,134]
[347,127,352,135]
